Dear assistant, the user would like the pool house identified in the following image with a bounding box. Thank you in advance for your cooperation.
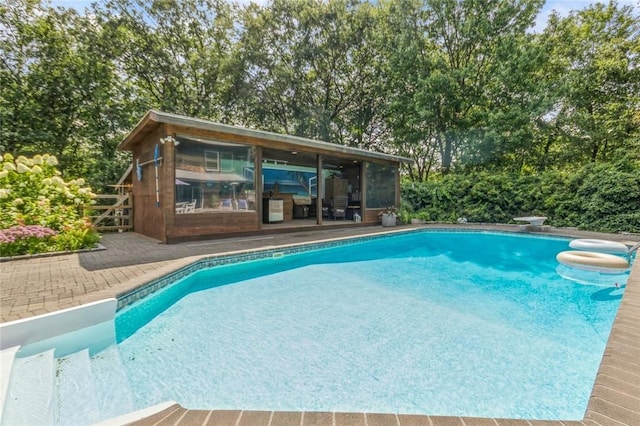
[118,110,412,243]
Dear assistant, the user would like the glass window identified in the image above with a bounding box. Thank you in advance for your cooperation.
[175,136,255,214]
[204,150,219,171]
[365,162,396,209]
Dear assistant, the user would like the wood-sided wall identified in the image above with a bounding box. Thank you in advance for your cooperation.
[131,126,167,241]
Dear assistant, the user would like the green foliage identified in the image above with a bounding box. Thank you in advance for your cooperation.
[1,0,638,234]
[0,153,101,255]
[542,3,640,166]
[552,163,640,232]
[0,225,58,257]
[96,0,239,121]
[237,0,383,145]
[0,1,136,192]
[401,164,640,233]
[53,226,102,252]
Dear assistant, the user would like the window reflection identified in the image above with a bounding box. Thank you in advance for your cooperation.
[175,136,255,214]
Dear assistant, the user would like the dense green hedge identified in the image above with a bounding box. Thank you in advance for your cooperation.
[400,163,640,233]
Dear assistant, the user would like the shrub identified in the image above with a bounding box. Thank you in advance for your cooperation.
[0,153,100,255]
[54,221,102,251]
[401,164,640,233]
[0,225,58,256]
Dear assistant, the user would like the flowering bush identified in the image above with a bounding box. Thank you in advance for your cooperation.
[0,153,100,256]
[0,225,58,256]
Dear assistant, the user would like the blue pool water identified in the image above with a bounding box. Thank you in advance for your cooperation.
[113,231,627,420]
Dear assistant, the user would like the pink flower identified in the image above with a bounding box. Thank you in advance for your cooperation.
[0,225,57,244]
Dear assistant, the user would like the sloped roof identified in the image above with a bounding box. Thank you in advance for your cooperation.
[118,110,412,164]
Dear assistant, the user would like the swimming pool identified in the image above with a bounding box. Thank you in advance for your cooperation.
[107,231,628,420]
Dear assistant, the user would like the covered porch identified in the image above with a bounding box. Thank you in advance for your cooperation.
[118,110,411,243]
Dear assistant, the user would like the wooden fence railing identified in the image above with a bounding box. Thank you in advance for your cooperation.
[85,193,133,232]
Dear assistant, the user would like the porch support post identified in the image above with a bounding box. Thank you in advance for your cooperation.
[395,163,401,208]
[361,162,367,222]
[256,146,263,230]
[316,154,323,225]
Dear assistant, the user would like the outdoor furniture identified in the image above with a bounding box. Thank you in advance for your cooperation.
[346,204,360,220]
[292,195,311,219]
[331,196,348,220]
[221,199,233,209]
[184,200,197,213]
[514,216,547,226]
[514,216,548,231]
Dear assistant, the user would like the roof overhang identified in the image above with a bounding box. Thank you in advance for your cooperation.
[118,110,413,164]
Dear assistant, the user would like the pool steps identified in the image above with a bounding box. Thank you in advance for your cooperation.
[0,345,19,421]
[93,401,179,426]
[2,345,137,424]
[56,348,101,424]
[0,298,163,425]
[91,345,136,418]
[3,349,56,424]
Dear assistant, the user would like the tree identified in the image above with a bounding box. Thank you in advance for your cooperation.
[468,32,556,172]
[237,0,385,146]
[376,0,440,181]
[0,0,133,190]
[540,2,640,167]
[381,0,544,175]
[95,0,242,121]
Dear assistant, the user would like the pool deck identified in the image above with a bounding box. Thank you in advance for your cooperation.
[1,224,639,426]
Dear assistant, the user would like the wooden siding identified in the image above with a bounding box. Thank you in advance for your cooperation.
[168,212,260,241]
[132,127,167,242]
[364,209,383,224]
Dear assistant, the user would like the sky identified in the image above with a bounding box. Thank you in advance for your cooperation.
[46,0,638,32]
[535,0,638,29]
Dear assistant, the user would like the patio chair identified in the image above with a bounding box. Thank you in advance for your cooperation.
[175,202,187,214]
[331,195,348,220]
[184,200,197,213]
[221,199,233,209]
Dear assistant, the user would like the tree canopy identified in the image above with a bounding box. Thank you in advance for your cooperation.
[1,0,638,189]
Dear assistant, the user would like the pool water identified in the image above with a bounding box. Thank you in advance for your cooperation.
[114,231,627,420]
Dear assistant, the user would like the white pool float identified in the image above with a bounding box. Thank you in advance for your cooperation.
[569,239,629,255]
[556,250,629,273]
[555,265,628,287]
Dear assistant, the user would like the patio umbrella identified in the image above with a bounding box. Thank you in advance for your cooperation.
[175,178,190,186]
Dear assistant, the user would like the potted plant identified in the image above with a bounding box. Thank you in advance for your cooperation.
[379,206,398,227]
